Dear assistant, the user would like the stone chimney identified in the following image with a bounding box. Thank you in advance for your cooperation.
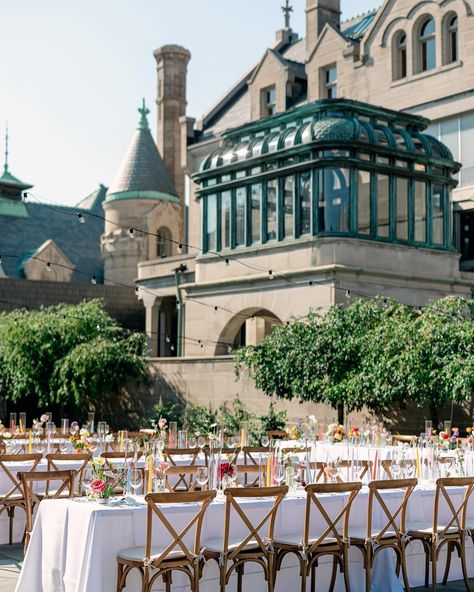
[153,45,191,203]
[306,0,341,57]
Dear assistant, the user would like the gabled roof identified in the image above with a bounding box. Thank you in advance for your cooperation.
[0,201,104,283]
[107,100,178,203]
[75,184,108,214]
[341,9,378,40]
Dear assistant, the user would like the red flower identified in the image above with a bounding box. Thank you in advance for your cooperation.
[218,462,235,480]
[90,479,106,494]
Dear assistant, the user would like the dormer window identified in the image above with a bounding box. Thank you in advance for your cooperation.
[322,65,337,99]
[261,86,277,118]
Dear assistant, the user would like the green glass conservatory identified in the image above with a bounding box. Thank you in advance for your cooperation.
[194,99,459,254]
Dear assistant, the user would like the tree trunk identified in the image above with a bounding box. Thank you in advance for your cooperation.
[337,404,344,426]
[429,404,439,432]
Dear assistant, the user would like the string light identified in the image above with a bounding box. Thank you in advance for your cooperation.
[91,275,97,285]
[346,289,351,299]
[268,270,274,280]
[128,228,135,239]
[77,213,85,224]
[225,258,230,265]
[177,243,183,255]
[165,336,170,343]
[214,306,218,312]
[309,281,313,287]
[46,262,51,272]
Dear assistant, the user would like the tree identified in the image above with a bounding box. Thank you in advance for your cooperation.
[0,300,149,427]
[235,296,474,427]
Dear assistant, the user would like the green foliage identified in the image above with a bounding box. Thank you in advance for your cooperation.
[0,300,149,426]
[235,296,474,422]
[182,403,218,435]
[219,395,257,437]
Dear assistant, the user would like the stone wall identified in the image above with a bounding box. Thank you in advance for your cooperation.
[149,355,474,434]
[0,277,145,331]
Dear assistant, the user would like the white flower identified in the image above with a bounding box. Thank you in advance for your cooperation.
[308,415,317,424]
[2,432,12,439]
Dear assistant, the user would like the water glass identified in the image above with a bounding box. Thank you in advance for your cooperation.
[61,418,69,435]
[444,421,452,435]
[19,413,26,433]
[196,467,209,489]
[130,468,143,494]
[9,413,17,432]
[425,420,432,438]
[178,430,187,449]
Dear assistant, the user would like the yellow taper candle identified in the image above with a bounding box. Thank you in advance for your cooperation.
[147,455,153,493]
[266,452,271,487]
[119,431,124,453]
[19,419,23,434]
[416,447,421,479]
[28,430,33,454]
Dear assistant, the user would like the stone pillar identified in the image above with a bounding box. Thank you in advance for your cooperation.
[306,0,341,57]
[141,292,162,357]
[154,45,191,205]
[245,317,267,346]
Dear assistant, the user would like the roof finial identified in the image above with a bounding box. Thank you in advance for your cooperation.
[4,124,9,174]
[282,0,293,29]
[138,98,150,131]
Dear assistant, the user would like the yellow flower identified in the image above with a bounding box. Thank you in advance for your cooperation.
[93,457,105,466]
[467,427,472,434]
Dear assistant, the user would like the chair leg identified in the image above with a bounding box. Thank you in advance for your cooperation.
[424,542,430,589]
[219,565,227,592]
[141,566,149,592]
[237,564,243,592]
[164,571,171,592]
[459,540,472,592]
[7,507,14,545]
[329,556,338,592]
[300,558,308,592]
[400,544,411,592]
[442,542,453,586]
[116,562,123,592]
[431,543,437,592]
[342,548,352,592]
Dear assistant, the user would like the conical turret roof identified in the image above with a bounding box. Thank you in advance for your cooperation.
[106,100,178,203]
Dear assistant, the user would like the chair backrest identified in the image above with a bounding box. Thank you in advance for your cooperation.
[366,478,417,543]
[392,435,416,446]
[334,460,372,483]
[242,447,268,466]
[164,466,199,492]
[268,430,287,440]
[101,451,142,460]
[164,448,201,465]
[234,464,265,487]
[0,453,42,505]
[433,477,474,536]
[381,459,395,480]
[222,486,288,561]
[144,490,216,569]
[304,482,362,551]
[18,469,75,550]
[302,462,326,484]
[46,453,92,495]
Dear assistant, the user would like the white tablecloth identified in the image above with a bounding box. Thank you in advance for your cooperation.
[15,486,474,592]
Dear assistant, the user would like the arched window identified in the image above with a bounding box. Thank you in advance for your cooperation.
[446,14,458,63]
[393,32,407,80]
[418,17,436,72]
[156,226,172,258]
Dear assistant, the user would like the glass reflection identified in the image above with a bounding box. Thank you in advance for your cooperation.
[221,191,231,249]
[318,168,350,233]
[414,181,427,242]
[396,177,409,241]
[283,177,294,239]
[266,180,278,241]
[377,174,390,238]
[299,171,311,235]
[432,184,445,245]
[358,170,371,235]
[236,188,246,246]
[206,194,217,251]
[251,184,262,243]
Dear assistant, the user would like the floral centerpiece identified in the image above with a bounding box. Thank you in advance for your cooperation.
[87,458,122,501]
[325,423,345,443]
[0,422,11,440]
[438,428,460,451]
[32,414,49,434]
[348,427,360,441]
[218,462,236,489]
[151,417,168,441]
[286,419,306,441]
[69,422,92,452]
[153,460,170,492]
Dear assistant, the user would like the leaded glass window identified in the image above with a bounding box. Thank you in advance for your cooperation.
[266,180,278,241]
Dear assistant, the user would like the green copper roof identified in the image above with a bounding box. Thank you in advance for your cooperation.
[0,196,28,217]
[0,169,32,191]
[106,99,178,203]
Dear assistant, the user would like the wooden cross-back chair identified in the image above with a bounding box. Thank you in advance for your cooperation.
[203,446,240,468]
[233,464,266,487]
[351,478,417,592]
[116,490,216,592]
[332,460,372,484]
[407,477,474,592]
[101,451,144,493]
[202,485,288,592]
[301,462,327,484]
[164,448,202,490]
[164,466,199,492]
[274,481,362,592]
[0,453,42,544]
[18,469,75,552]
[242,446,268,466]
[45,453,92,496]
[392,434,417,446]
[267,430,287,440]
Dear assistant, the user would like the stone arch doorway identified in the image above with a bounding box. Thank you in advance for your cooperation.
[214,308,282,355]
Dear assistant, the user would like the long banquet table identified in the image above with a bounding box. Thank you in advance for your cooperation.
[15,485,474,592]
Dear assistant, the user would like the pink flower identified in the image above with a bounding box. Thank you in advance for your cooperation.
[90,479,106,494]
[158,418,167,429]
[467,437,474,445]
[159,461,170,473]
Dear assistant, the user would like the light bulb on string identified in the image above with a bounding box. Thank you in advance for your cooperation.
[268,270,274,280]
[91,275,97,285]
[227,345,232,354]
[309,280,313,287]
[135,286,139,294]
[225,258,230,266]
[128,228,135,239]
[345,289,351,299]
[214,306,218,312]
[165,336,170,343]
[177,243,183,255]
[170,344,175,352]
[77,213,85,224]
[46,262,51,272]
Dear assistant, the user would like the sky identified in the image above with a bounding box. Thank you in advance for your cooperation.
[0,0,380,205]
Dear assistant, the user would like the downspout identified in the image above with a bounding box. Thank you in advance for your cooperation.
[173,264,187,357]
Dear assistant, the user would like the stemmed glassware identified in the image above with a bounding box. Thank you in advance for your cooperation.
[196,467,209,490]
[82,467,93,496]
[261,436,270,447]
[130,468,143,495]
[275,463,286,485]
[188,437,197,449]
[326,460,340,484]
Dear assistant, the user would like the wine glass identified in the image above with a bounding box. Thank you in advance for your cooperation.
[130,468,143,496]
[261,436,270,447]
[275,463,286,485]
[196,467,209,489]
[35,438,45,455]
[390,460,401,479]
[353,461,365,481]
[230,466,238,484]
[59,440,70,453]
[326,461,339,484]
[82,467,93,496]
[197,436,206,458]
[188,437,197,449]
[89,437,99,455]
[444,457,454,477]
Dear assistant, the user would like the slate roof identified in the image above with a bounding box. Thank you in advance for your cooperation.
[107,114,177,201]
[341,9,378,40]
[75,184,108,215]
[0,198,104,283]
